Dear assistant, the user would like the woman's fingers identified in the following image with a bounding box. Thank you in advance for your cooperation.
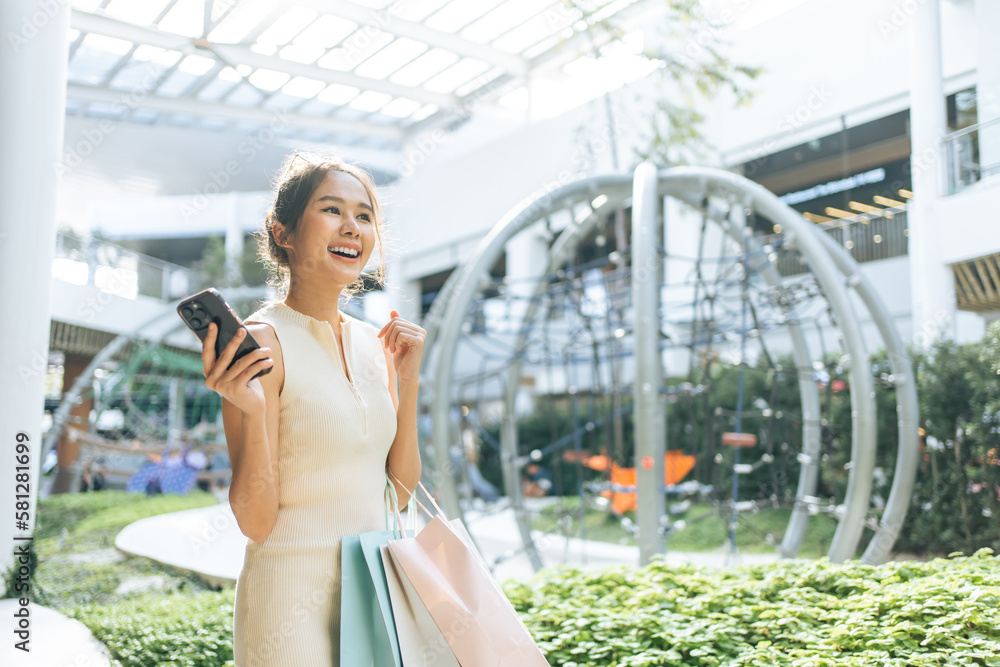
[205,327,248,386]
[201,322,218,375]
[387,321,425,353]
[219,347,271,386]
[234,355,274,386]
[216,327,247,370]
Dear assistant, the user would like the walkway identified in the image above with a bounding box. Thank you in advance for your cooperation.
[0,599,112,667]
[114,497,780,587]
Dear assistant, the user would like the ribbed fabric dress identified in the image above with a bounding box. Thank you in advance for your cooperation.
[232,300,398,667]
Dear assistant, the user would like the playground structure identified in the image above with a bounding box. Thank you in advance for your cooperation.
[421,163,920,569]
[38,287,273,495]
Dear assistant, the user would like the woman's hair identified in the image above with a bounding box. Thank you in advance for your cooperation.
[255,151,387,301]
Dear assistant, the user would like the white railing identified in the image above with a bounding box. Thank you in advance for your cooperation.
[945,116,1000,195]
[53,228,192,301]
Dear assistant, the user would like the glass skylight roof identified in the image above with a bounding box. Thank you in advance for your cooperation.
[66,0,652,161]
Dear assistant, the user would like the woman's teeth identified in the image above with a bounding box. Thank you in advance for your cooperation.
[328,246,359,258]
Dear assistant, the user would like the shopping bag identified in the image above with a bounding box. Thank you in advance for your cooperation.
[380,543,461,667]
[340,476,413,667]
[385,479,550,667]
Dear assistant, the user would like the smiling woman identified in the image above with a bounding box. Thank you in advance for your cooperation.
[196,151,425,666]
[256,153,387,301]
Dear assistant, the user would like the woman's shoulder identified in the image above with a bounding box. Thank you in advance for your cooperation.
[242,301,283,355]
[244,299,281,323]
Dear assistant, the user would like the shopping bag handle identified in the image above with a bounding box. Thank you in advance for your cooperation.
[384,473,417,538]
[386,466,447,522]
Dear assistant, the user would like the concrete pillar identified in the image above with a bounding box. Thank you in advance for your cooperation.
[0,0,70,571]
[362,288,392,326]
[906,0,955,343]
[505,226,549,327]
[49,354,95,495]
[662,196,699,377]
[385,269,422,325]
[167,377,185,447]
[975,0,1000,173]
[224,192,243,287]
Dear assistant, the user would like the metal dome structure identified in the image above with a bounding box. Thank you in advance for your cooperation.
[420,162,919,569]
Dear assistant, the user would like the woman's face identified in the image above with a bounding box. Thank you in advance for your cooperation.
[283,170,378,287]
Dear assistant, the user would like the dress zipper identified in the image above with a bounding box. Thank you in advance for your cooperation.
[330,322,367,435]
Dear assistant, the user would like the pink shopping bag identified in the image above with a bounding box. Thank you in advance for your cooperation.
[384,479,549,667]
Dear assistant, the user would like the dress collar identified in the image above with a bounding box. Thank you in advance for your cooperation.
[269,300,351,330]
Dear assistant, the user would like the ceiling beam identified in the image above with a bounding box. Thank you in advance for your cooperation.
[294,0,528,77]
[71,9,458,108]
[403,0,659,140]
[66,83,405,141]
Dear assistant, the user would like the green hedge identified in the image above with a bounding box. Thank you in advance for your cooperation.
[68,589,236,667]
[60,550,1000,667]
[505,549,1000,666]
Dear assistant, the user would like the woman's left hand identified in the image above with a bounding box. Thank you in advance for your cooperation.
[377,310,426,382]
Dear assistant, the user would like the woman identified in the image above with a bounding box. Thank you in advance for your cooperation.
[200,152,425,666]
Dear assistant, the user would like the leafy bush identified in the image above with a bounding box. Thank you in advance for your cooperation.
[897,323,1000,555]
[68,589,235,667]
[61,550,1000,667]
[503,549,1000,666]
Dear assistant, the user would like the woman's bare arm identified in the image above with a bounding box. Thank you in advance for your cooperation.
[219,322,283,542]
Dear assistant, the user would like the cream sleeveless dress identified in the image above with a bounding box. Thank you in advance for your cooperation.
[232,300,397,667]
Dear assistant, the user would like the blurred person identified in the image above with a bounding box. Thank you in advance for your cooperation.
[200,152,425,666]
[522,462,555,498]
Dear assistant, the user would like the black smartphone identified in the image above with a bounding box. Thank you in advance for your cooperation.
[177,288,272,380]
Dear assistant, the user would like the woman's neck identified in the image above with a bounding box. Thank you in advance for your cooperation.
[283,282,345,326]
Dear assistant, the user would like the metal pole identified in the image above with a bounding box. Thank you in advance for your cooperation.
[728,209,750,559]
[632,162,665,565]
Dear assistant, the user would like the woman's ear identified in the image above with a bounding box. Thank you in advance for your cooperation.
[272,219,289,247]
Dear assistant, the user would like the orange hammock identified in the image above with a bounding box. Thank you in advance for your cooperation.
[564,451,697,515]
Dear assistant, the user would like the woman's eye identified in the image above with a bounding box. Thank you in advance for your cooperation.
[358,214,371,222]
[324,206,339,214]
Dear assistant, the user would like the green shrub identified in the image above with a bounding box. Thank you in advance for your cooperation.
[502,548,1000,666]
[68,589,235,667]
[62,550,1000,667]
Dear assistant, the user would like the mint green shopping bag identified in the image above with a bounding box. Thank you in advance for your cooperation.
[339,475,416,667]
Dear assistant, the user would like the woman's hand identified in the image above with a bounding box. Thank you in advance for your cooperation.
[202,322,274,415]
[377,310,426,382]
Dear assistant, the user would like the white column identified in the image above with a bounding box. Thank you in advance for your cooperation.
[505,225,549,328]
[224,192,243,286]
[975,0,1000,173]
[504,226,548,416]
[662,196,699,377]
[385,266,422,325]
[167,377,185,448]
[0,0,70,573]
[906,0,955,344]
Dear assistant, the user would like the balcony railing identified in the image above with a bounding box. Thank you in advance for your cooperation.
[945,116,1000,195]
[764,208,909,277]
[53,229,192,302]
